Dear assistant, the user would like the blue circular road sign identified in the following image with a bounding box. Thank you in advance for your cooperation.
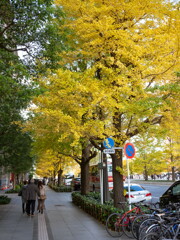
[103,138,115,149]
[124,143,135,158]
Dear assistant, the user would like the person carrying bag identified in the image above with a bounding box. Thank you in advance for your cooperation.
[37,180,46,214]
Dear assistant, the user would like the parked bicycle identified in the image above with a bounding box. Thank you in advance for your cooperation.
[106,202,152,238]
[141,221,180,240]
[137,203,180,240]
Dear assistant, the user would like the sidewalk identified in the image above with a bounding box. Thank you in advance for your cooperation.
[0,187,129,240]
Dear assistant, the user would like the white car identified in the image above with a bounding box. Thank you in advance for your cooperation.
[124,183,152,203]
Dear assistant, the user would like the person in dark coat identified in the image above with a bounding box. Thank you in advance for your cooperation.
[26,179,40,216]
[18,180,28,213]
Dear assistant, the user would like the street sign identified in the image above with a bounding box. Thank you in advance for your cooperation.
[103,149,115,154]
[103,138,115,149]
[124,143,135,159]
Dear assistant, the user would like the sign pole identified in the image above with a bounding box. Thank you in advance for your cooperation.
[124,143,136,211]
[100,149,103,204]
[126,157,131,210]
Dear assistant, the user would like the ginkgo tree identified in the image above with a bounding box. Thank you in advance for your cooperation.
[131,133,168,180]
[162,115,180,181]
[27,69,107,195]
[35,149,79,185]
[50,0,180,207]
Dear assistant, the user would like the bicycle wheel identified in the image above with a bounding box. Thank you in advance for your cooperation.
[131,214,149,239]
[163,224,178,239]
[147,223,172,235]
[138,218,158,240]
[122,214,135,238]
[106,213,124,237]
[141,232,161,240]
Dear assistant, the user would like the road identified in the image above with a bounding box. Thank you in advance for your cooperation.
[140,183,170,203]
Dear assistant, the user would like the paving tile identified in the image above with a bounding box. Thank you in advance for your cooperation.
[0,188,130,240]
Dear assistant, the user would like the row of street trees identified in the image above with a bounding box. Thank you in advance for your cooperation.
[1,1,179,206]
[23,0,180,207]
[0,0,65,182]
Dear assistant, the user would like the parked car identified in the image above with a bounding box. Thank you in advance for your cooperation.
[64,175,74,186]
[124,183,152,203]
[159,180,180,207]
[71,177,81,191]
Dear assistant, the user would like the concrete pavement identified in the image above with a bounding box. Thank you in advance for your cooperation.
[0,187,130,240]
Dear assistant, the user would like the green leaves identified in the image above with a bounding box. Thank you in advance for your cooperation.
[0,1,66,174]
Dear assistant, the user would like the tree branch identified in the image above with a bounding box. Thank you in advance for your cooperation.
[0,21,14,36]
[57,151,82,165]
[144,61,177,79]
[89,138,104,151]
[127,115,163,138]
[126,115,133,136]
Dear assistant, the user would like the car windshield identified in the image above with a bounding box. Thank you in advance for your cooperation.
[172,183,180,196]
[124,185,144,192]
[65,176,74,179]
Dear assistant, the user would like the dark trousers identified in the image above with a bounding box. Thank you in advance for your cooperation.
[22,202,26,213]
[26,200,36,215]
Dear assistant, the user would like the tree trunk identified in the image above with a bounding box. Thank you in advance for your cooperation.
[57,168,63,186]
[111,150,124,208]
[16,174,19,185]
[53,170,56,185]
[172,166,175,182]
[81,161,90,195]
[170,154,175,181]
[78,141,97,195]
[144,165,148,181]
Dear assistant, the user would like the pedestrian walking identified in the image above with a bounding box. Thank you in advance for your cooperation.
[26,179,40,216]
[37,180,46,214]
[18,180,28,214]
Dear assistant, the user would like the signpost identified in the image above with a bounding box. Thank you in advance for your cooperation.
[124,143,136,158]
[101,138,136,209]
[124,143,136,210]
[103,149,115,154]
[101,138,115,204]
[103,138,115,149]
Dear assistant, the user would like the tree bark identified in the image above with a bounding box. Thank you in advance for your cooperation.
[172,166,175,182]
[111,150,124,208]
[81,160,90,195]
[79,141,98,195]
[57,168,63,186]
[144,165,148,181]
[53,170,56,185]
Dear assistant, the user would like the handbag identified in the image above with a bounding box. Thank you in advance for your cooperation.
[40,194,46,200]
[18,190,22,196]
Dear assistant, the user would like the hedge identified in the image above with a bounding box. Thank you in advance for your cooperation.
[0,195,11,204]
[71,192,152,224]
[5,184,21,194]
[48,183,72,192]
[71,192,123,224]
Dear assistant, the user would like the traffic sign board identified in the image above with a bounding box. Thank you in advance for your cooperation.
[103,138,115,149]
[124,143,135,158]
[103,149,115,154]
